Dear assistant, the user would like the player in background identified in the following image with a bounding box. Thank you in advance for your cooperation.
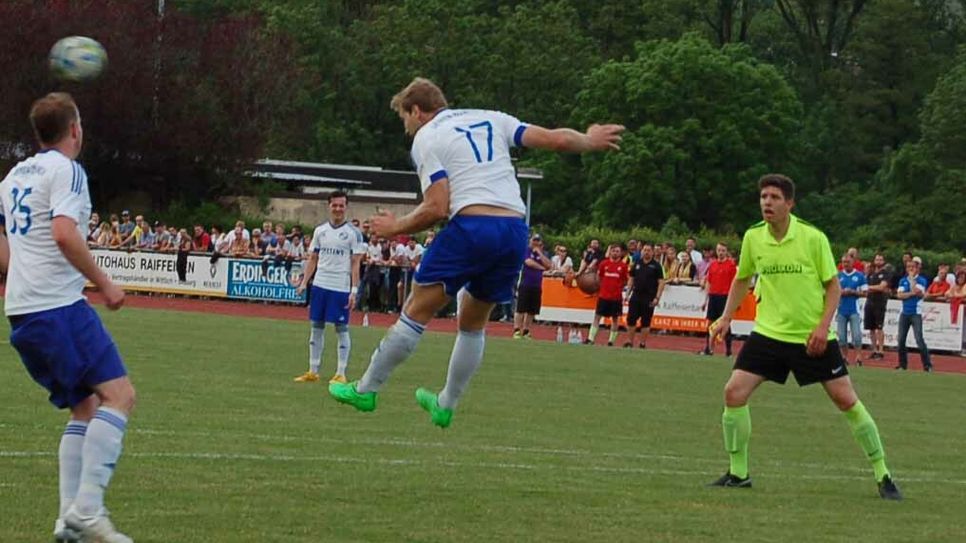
[622,243,665,349]
[329,77,623,427]
[295,191,366,384]
[0,93,135,542]
[699,242,737,356]
[584,244,628,346]
[708,174,901,500]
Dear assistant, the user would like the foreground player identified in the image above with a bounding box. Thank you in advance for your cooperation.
[295,191,366,384]
[0,93,135,542]
[708,174,901,500]
[330,77,623,427]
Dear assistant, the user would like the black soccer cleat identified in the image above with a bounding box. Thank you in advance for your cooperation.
[707,472,752,488]
[878,475,903,501]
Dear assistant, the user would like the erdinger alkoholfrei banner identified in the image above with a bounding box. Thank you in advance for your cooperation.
[225,258,307,303]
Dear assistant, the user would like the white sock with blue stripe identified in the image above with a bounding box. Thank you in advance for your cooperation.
[438,330,485,410]
[335,324,351,377]
[74,407,127,515]
[59,420,88,517]
[309,323,325,374]
[357,312,424,393]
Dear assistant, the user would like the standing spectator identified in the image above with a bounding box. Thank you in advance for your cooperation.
[686,237,703,266]
[136,221,156,250]
[176,229,192,282]
[87,212,101,242]
[912,256,930,284]
[88,220,105,247]
[576,239,604,275]
[513,234,552,339]
[551,245,574,274]
[839,247,866,272]
[945,271,965,325]
[362,237,385,311]
[658,244,677,277]
[210,225,227,254]
[152,222,170,251]
[696,247,714,281]
[837,254,867,367]
[864,254,892,360]
[192,224,211,252]
[892,252,913,290]
[92,221,111,248]
[129,215,147,247]
[249,229,266,258]
[895,260,932,372]
[700,242,738,356]
[223,220,250,248]
[623,243,665,349]
[108,224,122,248]
[261,221,275,244]
[626,239,641,265]
[360,220,372,243]
[229,226,250,257]
[117,210,136,247]
[925,263,952,300]
[585,244,628,346]
[668,251,698,285]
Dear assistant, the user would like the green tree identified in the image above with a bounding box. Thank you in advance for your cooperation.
[536,34,803,231]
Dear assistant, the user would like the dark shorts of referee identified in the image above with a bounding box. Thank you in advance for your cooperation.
[626,294,655,329]
[515,285,542,315]
[864,300,886,330]
[734,332,848,387]
[595,298,623,318]
[706,294,728,322]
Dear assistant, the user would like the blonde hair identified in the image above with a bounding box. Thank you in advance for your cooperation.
[390,77,448,114]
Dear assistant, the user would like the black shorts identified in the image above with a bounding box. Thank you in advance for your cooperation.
[595,298,623,318]
[706,294,728,321]
[626,296,655,328]
[734,332,848,387]
[516,286,542,315]
[864,301,886,330]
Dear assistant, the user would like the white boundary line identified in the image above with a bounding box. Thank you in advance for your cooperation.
[2,449,965,486]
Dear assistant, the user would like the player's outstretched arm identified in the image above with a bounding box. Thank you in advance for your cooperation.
[51,216,124,309]
[521,123,625,153]
[371,180,449,238]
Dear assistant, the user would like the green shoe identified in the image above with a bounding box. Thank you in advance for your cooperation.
[415,388,453,428]
[329,380,377,412]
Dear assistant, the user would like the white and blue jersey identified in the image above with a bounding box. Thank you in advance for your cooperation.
[0,149,91,316]
[1,149,125,409]
[411,108,528,217]
[309,221,366,293]
[410,109,531,303]
[837,270,867,316]
[897,275,928,315]
[308,221,365,324]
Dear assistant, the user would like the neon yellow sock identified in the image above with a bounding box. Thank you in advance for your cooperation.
[608,330,618,344]
[844,401,889,481]
[722,405,751,478]
[588,324,599,341]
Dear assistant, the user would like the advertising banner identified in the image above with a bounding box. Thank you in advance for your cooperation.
[91,249,227,297]
[226,259,307,303]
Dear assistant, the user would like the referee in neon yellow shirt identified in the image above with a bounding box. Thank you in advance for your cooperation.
[708,174,901,500]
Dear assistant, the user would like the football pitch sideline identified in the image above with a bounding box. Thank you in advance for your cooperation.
[2,305,965,542]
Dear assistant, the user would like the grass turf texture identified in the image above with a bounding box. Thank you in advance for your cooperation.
[1,304,965,542]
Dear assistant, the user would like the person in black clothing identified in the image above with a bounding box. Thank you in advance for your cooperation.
[864,253,892,360]
[622,243,666,349]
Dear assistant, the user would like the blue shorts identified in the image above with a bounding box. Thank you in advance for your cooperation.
[309,286,350,324]
[414,215,529,304]
[9,300,127,409]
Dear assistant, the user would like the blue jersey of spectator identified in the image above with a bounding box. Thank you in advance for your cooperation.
[897,274,928,315]
[837,269,867,316]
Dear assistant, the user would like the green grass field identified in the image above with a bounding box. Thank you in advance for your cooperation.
[2,304,965,542]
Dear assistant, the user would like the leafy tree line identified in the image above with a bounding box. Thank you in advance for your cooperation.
[1,0,964,253]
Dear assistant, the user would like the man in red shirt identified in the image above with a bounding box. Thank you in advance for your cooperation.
[585,244,629,346]
[192,224,211,252]
[700,242,738,356]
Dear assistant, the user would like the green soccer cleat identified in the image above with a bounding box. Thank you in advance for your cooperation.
[415,388,453,428]
[329,380,377,412]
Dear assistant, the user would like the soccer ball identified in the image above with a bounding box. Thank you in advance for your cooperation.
[49,36,107,82]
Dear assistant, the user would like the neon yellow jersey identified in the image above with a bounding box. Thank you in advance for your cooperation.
[737,214,838,344]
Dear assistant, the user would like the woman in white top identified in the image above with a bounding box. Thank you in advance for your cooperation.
[550,245,574,275]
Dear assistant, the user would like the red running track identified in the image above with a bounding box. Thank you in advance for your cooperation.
[75,290,966,375]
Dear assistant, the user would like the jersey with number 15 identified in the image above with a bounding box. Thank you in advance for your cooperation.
[0,149,91,316]
[410,109,528,218]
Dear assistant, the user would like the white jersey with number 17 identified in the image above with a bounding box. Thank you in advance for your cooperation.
[0,149,91,316]
[410,108,528,218]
